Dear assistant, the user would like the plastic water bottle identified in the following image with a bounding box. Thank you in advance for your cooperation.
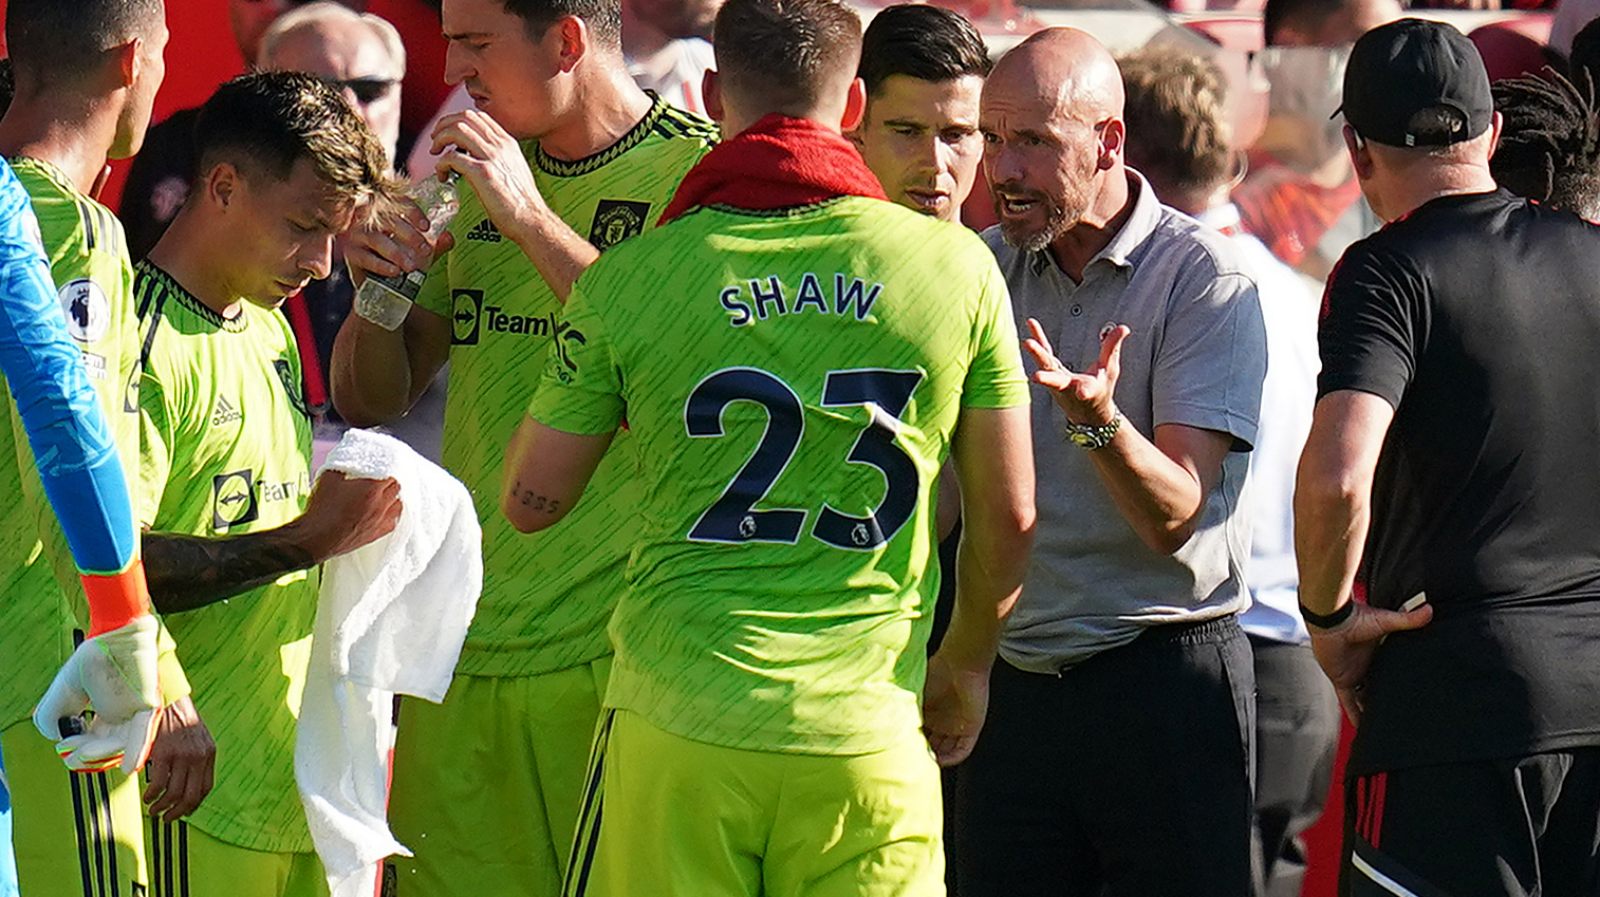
[353,175,460,331]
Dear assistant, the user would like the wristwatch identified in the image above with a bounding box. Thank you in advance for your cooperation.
[1064,414,1122,450]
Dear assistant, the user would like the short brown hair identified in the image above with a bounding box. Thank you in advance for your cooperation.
[1119,48,1233,199]
[194,71,398,211]
[714,0,862,114]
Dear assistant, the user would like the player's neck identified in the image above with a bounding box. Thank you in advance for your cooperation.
[147,212,247,321]
[537,68,656,163]
[0,96,119,196]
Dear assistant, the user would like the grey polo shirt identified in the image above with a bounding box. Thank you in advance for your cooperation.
[988,172,1268,674]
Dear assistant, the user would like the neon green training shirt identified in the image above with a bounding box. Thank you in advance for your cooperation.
[135,261,316,853]
[0,158,141,729]
[414,96,715,678]
[529,196,1031,755]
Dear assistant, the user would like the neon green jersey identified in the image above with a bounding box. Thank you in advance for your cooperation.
[528,196,1030,755]
[0,158,140,728]
[135,261,317,853]
[415,96,714,678]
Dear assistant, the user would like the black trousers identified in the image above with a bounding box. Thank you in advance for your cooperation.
[1250,636,1340,897]
[1344,749,1600,897]
[954,615,1256,897]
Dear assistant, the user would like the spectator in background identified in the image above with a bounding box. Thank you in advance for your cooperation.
[1492,68,1600,220]
[120,0,367,261]
[958,27,1266,897]
[258,1,447,462]
[1238,0,1397,279]
[1122,46,1332,897]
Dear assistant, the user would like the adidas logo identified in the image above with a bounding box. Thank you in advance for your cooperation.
[212,396,242,427]
[465,219,502,243]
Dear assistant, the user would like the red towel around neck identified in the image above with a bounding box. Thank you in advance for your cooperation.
[659,114,887,224]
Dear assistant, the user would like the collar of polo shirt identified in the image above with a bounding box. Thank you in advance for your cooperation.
[1028,170,1165,279]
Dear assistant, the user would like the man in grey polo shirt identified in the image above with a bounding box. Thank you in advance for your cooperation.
[953,27,1267,897]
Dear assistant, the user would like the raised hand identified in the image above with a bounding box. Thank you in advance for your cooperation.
[1023,317,1129,427]
[432,109,545,241]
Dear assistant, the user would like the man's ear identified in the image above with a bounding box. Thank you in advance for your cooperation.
[840,77,867,134]
[703,69,724,123]
[112,38,140,90]
[555,16,587,73]
[205,162,241,211]
[1098,118,1125,171]
[1343,124,1374,180]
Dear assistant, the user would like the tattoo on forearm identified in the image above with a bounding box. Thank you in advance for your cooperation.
[143,531,317,613]
[511,481,562,515]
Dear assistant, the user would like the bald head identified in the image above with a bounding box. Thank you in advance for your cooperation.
[980,27,1131,254]
[989,28,1124,124]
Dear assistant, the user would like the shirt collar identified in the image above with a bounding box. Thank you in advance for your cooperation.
[1029,169,1163,277]
[1195,202,1243,234]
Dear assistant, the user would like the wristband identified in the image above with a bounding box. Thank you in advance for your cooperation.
[1299,600,1355,630]
[81,559,152,637]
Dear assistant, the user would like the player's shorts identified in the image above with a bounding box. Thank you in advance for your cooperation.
[1,719,146,897]
[1,739,18,897]
[564,708,944,897]
[1344,748,1600,897]
[143,817,327,897]
[386,656,611,897]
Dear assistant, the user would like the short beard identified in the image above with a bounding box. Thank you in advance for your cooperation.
[998,198,1071,253]
[992,174,1093,253]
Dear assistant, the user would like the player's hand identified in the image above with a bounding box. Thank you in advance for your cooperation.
[1023,317,1128,427]
[921,652,991,767]
[142,696,215,823]
[294,471,403,562]
[345,200,454,286]
[432,109,545,242]
[1308,599,1433,725]
[33,615,163,775]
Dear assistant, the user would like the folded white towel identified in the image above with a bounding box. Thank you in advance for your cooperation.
[295,429,482,897]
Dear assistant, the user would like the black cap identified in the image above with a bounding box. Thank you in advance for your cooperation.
[1335,18,1493,148]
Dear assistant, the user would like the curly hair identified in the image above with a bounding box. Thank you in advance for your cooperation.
[1492,68,1600,220]
[1119,48,1234,200]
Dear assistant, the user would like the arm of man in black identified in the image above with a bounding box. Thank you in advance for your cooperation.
[1294,241,1433,721]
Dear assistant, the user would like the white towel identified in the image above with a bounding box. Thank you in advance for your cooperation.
[295,429,482,897]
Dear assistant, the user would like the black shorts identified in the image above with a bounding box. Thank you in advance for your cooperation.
[1343,749,1600,897]
[956,615,1255,897]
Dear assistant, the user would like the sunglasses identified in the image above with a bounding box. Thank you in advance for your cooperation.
[326,76,398,106]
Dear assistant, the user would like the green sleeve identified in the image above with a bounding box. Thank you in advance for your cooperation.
[526,280,625,436]
[961,258,1032,410]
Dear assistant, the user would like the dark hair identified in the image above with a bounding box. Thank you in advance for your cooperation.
[0,59,13,117]
[194,72,397,210]
[1119,48,1233,198]
[1262,0,1346,46]
[4,0,163,85]
[1492,69,1600,219]
[714,0,863,113]
[858,5,990,97]
[502,0,622,49]
[1569,16,1600,95]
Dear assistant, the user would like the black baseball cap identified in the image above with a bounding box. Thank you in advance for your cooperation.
[1334,18,1493,148]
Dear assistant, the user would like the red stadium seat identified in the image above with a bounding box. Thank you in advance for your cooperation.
[1469,14,1556,82]
[1182,15,1266,52]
